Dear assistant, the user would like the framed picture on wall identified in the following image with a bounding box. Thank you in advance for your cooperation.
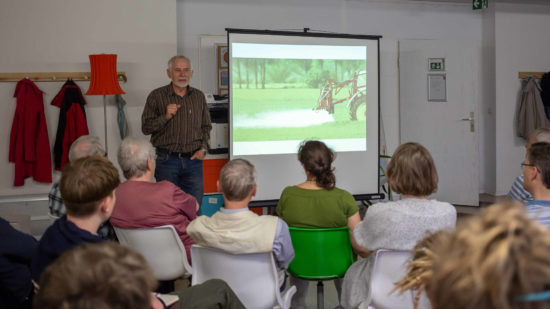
[217,44,229,95]
[218,45,228,69]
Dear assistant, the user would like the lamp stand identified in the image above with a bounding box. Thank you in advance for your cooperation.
[103,95,108,155]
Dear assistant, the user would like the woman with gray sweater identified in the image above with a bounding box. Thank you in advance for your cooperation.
[341,142,457,309]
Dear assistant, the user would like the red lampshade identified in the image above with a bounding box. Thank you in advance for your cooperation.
[86,54,125,95]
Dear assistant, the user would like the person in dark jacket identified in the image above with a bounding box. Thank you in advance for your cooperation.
[31,156,120,282]
[0,217,37,309]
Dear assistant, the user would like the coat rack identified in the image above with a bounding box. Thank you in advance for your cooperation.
[0,72,127,83]
[518,72,547,79]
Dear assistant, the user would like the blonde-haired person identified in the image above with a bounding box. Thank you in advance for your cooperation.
[395,201,550,309]
[341,142,457,309]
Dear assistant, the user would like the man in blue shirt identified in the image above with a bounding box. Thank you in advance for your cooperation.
[522,142,550,228]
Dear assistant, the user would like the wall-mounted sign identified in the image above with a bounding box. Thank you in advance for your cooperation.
[473,0,488,10]
[428,73,447,102]
[428,58,445,71]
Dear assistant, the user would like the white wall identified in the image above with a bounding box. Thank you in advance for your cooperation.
[0,0,177,197]
[178,0,484,152]
[480,5,496,195]
[494,3,550,194]
[177,0,483,187]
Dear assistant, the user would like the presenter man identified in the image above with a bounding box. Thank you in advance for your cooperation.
[142,56,212,210]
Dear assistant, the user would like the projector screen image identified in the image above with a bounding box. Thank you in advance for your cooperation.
[228,30,380,202]
[232,44,367,156]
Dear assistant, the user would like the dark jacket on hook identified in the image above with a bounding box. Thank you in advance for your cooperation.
[9,79,52,186]
[51,80,89,170]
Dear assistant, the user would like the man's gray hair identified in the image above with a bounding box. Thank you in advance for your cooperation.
[535,128,550,143]
[68,135,105,162]
[117,137,156,180]
[219,159,256,201]
[167,55,192,72]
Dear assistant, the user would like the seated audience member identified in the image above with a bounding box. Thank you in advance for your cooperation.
[31,156,120,282]
[188,159,294,285]
[508,128,550,202]
[0,217,37,309]
[110,137,198,262]
[395,201,550,309]
[48,135,115,240]
[276,140,367,309]
[34,242,246,309]
[522,142,550,228]
[341,142,457,309]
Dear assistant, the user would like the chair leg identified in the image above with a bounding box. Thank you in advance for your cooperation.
[317,281,324,309]
[156,280,175,293]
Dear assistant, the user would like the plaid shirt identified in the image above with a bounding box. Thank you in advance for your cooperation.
[48,182,117,240]
[48,182,65,217]
[141,84,212,152]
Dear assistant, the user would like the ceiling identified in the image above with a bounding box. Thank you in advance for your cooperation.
[377,0,550,4]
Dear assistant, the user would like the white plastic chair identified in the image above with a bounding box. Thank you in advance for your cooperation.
[114,225,192,280]
[191,245,296,309]
[367,249,431,309]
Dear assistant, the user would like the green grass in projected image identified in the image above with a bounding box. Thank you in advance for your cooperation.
[233,88,366,142]
[232,58,367,142]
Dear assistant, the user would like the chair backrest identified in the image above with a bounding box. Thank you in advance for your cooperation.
[370,249,431,309]
[288,227,354,280]
[114,225,192,280]
[191,245,285,309]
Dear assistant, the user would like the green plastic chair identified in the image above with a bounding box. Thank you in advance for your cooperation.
[288,227,354,309]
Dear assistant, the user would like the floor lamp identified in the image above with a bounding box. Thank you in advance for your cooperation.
[86,54,125,155]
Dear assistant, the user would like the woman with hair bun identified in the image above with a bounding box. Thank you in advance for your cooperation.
[341,142,456,309]
[277,140,368,309]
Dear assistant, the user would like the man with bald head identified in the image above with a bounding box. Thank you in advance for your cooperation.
[48,135,115,239]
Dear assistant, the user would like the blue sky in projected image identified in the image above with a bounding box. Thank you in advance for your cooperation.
[232,43,366,60]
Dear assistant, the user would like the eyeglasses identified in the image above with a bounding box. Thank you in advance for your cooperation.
[521,163,536,168]
[173,68,193,74]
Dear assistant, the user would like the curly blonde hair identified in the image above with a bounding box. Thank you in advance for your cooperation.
[395,201,550,309]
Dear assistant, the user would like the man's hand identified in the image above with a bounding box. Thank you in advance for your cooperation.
[165,103,180,120]
[190,149,206,160]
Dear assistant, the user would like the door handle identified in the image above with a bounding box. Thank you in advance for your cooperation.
[460,112,474,132]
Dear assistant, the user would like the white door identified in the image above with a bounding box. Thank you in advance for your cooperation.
[399,40,479,206]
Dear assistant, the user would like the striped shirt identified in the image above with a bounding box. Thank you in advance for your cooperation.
[508,175,533,202]
[141,83,212,153]
[526,200,550,229]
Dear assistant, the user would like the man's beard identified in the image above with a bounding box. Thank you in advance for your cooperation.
[173,80,188,88]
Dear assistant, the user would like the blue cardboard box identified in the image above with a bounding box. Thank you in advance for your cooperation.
[201,194,224,217]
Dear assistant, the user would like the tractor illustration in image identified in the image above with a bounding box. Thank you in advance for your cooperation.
[314,71,366,120]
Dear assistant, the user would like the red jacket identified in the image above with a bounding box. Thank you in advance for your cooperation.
[9,79,52,186]
[51,82,89,170]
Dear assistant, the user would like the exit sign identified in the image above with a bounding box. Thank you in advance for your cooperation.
[428,58,445,72]
[473,0,488,10]
[430,63,442,70]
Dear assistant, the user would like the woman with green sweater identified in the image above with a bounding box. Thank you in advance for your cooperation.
[277,140,368,309]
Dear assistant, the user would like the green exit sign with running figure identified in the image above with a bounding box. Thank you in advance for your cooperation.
[473,0,488,10]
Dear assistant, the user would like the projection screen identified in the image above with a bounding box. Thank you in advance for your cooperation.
[227,29,381,205]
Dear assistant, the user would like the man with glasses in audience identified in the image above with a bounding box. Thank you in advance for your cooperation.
[141,56,212,212]
[522,142,550,228]
[508,128,550,202]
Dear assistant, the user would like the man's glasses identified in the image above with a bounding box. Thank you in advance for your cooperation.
[174,68,193,74]
[521,163,536,168]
